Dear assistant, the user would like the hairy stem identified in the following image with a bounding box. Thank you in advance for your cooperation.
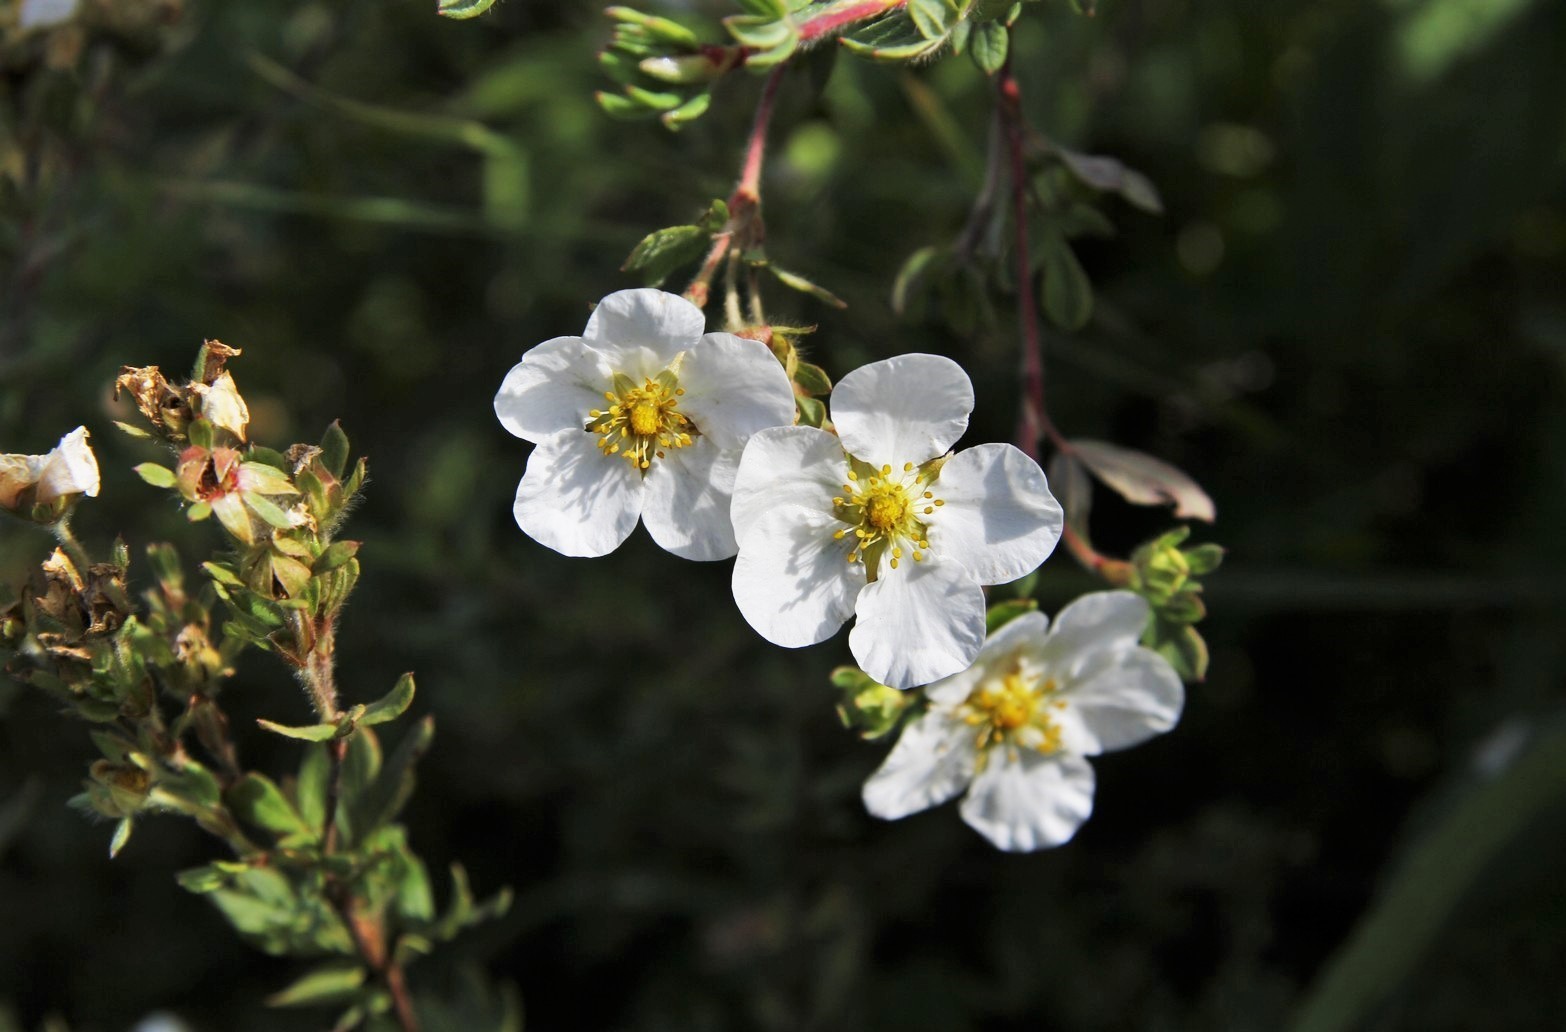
[685,65,787,316]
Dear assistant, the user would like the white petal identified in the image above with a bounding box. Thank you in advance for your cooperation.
[831,354,973,468]
[641,437,740,561]
[730,426,845,547]
[1054,647,1184,755]
[583,288,705,378]
[927,443,1063,585]
[36,427,100,502]
[923,610,1051,707]
[849,557,986,690]
[1040,590,1151,676]
[959,751,1096,852]
[732,504,860,648]
[862,711,979,821]
[513,431,644,558]
[676,332,796,450]
[493,336,611,444]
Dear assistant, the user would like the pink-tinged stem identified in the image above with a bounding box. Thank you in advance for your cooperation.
[997,51,1069,461]
[685,64,787,310]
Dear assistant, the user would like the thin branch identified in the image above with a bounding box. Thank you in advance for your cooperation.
[997,52,1069,461]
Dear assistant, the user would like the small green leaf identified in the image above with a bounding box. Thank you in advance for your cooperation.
[256,718,343,742]
[351,717,435,837]
[188,419,215,450]
[437,0,501,19]
[134,463,178,489]
[985,597,1038,633]
[1184,543,1226,576]
[227,773,313,840]
[202,561,246,588]
[908,0,952,40]
[361,673,416,727]
[266,962,367,1008]
[238,462,298,496]
[320,421,350,480]
[595,91,660,120]
[245,493,300,532]
[114,420,155,440]
[661,91,712,130]
[770,266,847,308]
[177,864,230,894]
[314,540,361,575]
[622,224,710,286]
[725,14,796,50]
[296,745,330,834]
[970,20,1009,73]
[793,362,832,396]
[796,395,826,428]
[891,245,942,318]
[1039,234,1094,331]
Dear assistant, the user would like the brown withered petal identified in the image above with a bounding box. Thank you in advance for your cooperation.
[115,365,190,436]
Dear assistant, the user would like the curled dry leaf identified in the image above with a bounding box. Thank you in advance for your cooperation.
[1068,439,1215,522]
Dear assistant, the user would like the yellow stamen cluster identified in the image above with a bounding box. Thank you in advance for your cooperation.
[831,460,945,573]
[962,669,1067,759]
[588,371,694,471]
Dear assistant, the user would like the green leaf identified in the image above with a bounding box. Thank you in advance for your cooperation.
[908,0,953,40]
[1184,543,1226,576]
[595,91,660,121]
[256,718,343,742]
[114,420,155,440]
[266,962,367,1008]
[891,245,943,318]
[296,745,330,834]
[769,266,847,309]
[725,14,795,50]
[177,863,230,894]
[314,540,361,575]
[320,421,350,480]
[793,362,832,396]
[661,91,712,130]
[796,395,826,428]
[622,225,710,286]
[437,0,501,19]
[227,773,314,841]
[133,463,177,489]
[1039,234,1094,331]
[361,673,416,727]
[238,462,298,496]
[985,597,1038,633]
[188,419,215,450]
[843,14,945,61]
[352,717,435,836]
[245,493,300,532]
[970,21,1009,74]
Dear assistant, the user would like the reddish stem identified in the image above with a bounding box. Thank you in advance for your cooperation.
[997,51,1070,461]
[684,65,787,311]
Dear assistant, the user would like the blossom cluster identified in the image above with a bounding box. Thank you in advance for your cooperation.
[494,288,1186,850]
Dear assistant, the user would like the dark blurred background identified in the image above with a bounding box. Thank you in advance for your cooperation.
[3,0,1565,1029]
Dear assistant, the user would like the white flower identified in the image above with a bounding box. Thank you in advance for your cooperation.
[862,592,1183,852]
[0,426,101,511]
[494,288,796,560]
[730,353,1062,688]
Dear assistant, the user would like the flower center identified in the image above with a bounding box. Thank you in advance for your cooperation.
[832,460,945,574]
[587,371,695,471]
[962,669,1066,756]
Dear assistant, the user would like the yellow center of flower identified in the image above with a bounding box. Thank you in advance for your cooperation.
[962,669,1066,758]
[587,371,695,472]
[831,460,946,575]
